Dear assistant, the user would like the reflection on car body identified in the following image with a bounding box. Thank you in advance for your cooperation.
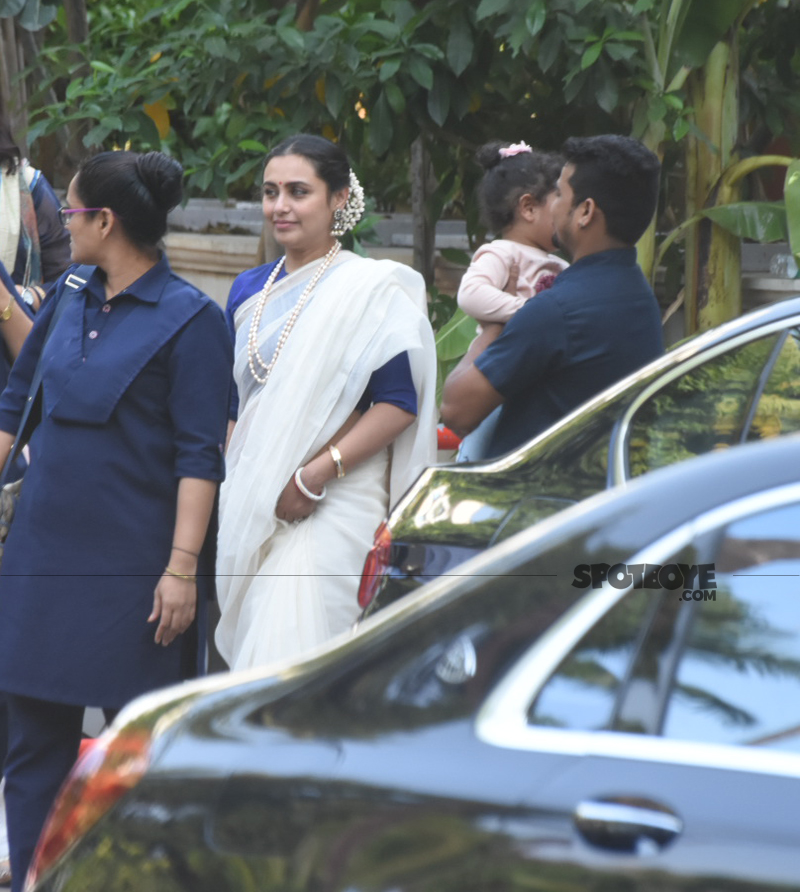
[358,297,800,615]
[26,435,800,892]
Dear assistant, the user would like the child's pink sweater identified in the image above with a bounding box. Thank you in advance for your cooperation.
[457,239,568,323]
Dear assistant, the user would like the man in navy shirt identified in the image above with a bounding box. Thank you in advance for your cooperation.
[441,134,664,458]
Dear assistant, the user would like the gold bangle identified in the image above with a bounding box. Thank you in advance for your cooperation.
[328,444,345,478]
[0,293,14,322]
[164,566,197,582]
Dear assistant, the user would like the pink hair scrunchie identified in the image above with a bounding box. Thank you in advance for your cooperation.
[498,141,532,158]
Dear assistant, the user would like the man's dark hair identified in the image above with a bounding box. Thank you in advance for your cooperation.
[562,135,660,245]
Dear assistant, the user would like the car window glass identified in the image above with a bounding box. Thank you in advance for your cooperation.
[746,328,800,442]
[522,400,616,499]
[661,502,800,751]
[526,545,721,734]
[527,589,664,731]
[627,334,780,478]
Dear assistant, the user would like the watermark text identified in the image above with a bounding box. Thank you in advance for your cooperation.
[572,562,716,601]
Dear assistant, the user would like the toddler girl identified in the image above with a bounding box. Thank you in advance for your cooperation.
[457,140,567,460]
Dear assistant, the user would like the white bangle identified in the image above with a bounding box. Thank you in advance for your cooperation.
[294,467,326,501]
[20,287,36,308]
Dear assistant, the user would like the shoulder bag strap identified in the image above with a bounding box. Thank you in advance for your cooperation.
[0,268,91,485]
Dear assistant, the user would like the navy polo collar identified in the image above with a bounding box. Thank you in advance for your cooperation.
[81,254,173,304]
[567,247,638,271]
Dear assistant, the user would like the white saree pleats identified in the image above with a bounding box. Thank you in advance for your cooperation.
[220,450,388,671]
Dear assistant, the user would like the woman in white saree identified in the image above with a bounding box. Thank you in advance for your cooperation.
[216,134,437,671]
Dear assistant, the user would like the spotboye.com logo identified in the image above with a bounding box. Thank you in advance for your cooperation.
[572,563,717,601]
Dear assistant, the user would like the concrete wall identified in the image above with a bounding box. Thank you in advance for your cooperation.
[164,233,259,307]
[165,201,798,316]
[165,219,469,307]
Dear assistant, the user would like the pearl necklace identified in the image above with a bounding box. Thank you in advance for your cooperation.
[247,241,342,385]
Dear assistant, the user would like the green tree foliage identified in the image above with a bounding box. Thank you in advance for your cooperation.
[14,1,800,194]
[0,0,58,31]
[11,0,800,334]
[17,1,717,202]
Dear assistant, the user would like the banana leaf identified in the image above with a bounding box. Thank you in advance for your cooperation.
[700,201,788,242]
[435,307,477,361]
[785,161,800,276]
[434,307,478,404]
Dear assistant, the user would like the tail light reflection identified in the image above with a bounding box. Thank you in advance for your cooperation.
[357,520,392,609]
[25,725,151,889]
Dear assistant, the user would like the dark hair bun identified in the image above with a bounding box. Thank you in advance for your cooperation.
[474,141,506,171]
[135,152,183,211]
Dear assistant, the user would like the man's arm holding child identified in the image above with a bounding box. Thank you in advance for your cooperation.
[440,322,505,437]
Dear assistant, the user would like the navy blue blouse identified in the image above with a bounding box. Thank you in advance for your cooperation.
[225,260,418,421]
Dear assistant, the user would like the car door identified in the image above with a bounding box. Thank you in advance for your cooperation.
[476,483,800,892]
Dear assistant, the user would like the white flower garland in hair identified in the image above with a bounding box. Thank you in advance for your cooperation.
[331,170,366,236]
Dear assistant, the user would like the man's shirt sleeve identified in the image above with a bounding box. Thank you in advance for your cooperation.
[475,294,567,399]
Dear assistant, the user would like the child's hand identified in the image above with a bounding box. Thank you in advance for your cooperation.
[504,262,519,296]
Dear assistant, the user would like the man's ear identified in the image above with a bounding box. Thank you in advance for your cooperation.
[577,197,598,229]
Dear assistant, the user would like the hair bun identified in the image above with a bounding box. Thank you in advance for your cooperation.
[475,141,508,171]
[135,152,183,211]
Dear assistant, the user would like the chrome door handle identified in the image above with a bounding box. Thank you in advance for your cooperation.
[574,798,683,855]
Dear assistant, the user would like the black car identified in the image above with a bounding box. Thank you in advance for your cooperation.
[358,295,800,614]
[27,435,800,892]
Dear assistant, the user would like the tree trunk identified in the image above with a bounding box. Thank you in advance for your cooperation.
[295,0,320,31]
[0,18,27,136]
[64,0,89,44]
[410,135,435,288]
[636,120,666,283]
[683,33,742,333]
[57,0,91,172]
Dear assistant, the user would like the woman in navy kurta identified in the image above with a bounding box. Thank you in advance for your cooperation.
[0,150,231,891]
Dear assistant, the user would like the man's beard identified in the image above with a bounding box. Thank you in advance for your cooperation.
[552,229,571,259]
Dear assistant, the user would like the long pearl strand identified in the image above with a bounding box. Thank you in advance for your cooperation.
[247,241,342,385]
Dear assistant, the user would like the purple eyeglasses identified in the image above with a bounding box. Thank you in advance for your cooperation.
[58,207,105,226]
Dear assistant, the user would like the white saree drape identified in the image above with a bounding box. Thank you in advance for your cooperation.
[216,250,437,670]
[0,168,22,272]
